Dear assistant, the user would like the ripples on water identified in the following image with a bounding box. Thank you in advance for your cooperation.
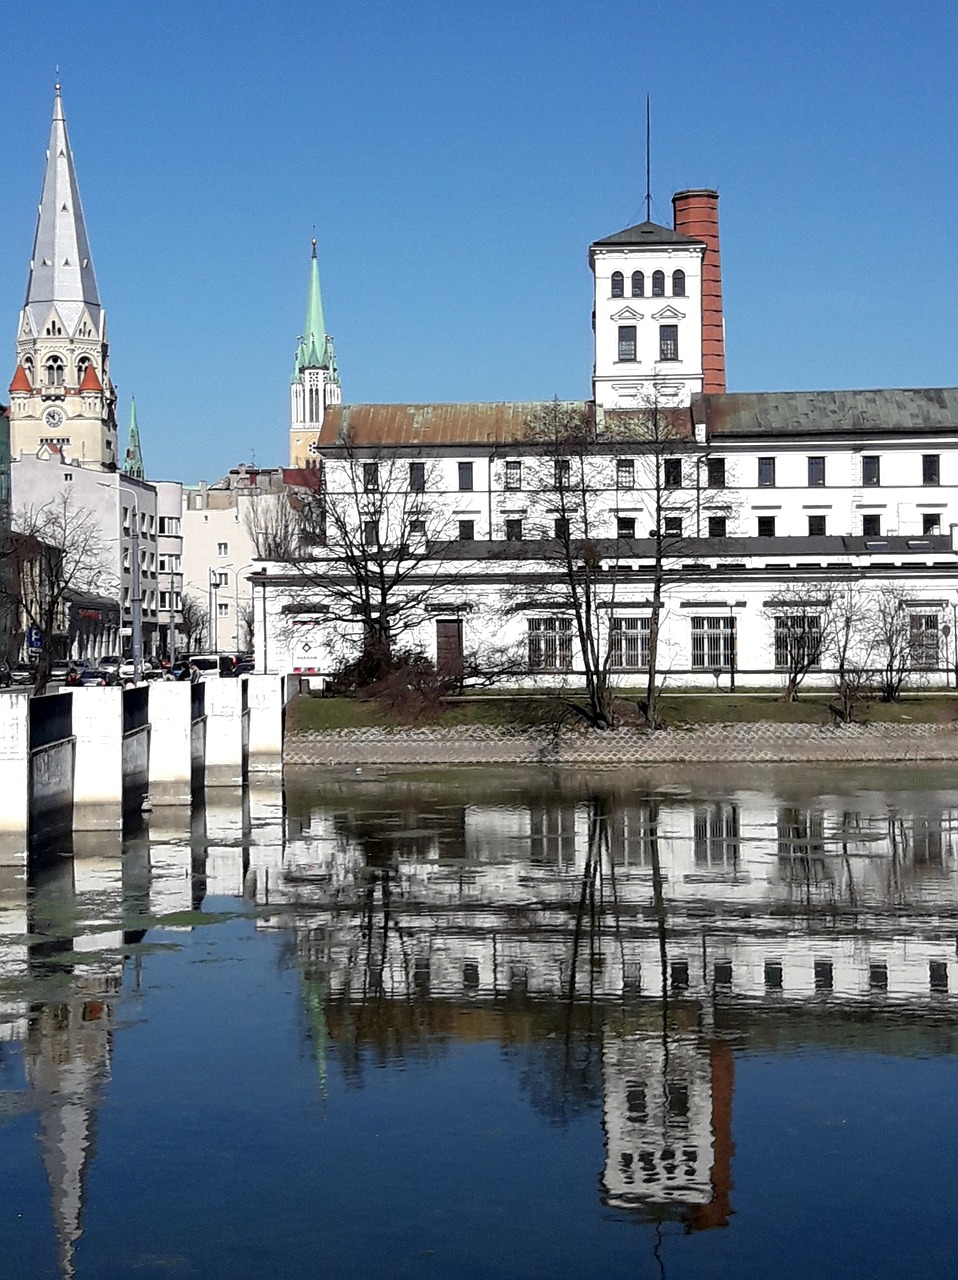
[3,764,958,1278]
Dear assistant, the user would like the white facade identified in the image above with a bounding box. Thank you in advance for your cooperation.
[182,466,285,654]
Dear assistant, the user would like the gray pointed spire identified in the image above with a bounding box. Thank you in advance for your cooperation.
[25,84,101,336]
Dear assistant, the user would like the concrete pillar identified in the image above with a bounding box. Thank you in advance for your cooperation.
[204,680,247,787]
[72,687,124,829]
[0,693,31,848]
[148,683,193,805]
[245,674,283,774]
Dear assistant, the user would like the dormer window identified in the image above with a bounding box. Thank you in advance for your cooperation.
[631,271,644,297]
[611,271,624,298]
[652,270,665,297]
[672,270,686,296]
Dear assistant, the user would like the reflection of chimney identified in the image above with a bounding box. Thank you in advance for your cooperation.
[672,189,726,394]
[688,1038,735,1231]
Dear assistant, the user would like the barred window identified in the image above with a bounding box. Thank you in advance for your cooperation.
[504,460,522,490]
[528,617,573,671]
[363,462,379,492]
[691,616,735,670]
[774,615,823,670]
[910,613,940,668]
[617,459,635,489]
[610,616,650,669]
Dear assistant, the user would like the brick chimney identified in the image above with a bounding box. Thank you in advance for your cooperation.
[672,189,726,394]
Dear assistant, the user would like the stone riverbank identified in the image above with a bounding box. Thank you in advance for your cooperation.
[283,721,958,768]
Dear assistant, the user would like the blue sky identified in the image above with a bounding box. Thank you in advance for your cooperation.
[2,0,958,483]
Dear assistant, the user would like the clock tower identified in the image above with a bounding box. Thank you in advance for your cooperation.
[8,85,118,470]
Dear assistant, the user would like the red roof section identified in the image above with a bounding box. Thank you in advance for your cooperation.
[79,362,102,392]
[9,364,31,393]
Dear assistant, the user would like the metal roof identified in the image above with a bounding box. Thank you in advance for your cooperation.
[592,220,704,248]
[318,402,595,448]
[696,388,958,438]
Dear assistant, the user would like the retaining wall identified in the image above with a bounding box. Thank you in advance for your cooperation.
[284,721,958,768]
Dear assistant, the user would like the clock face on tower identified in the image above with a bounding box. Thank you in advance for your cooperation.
[43,407,64,430]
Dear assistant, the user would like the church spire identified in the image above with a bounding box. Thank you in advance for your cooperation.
[293,238,337,378]
[24,83,101,336]
[123,397,144,479]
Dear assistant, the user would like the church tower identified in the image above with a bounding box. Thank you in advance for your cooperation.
[289,238,340,466]
[8,85,118,469]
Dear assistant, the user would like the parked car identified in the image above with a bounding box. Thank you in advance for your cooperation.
[118,658,156,681]
[11,663,35,686]
[79,666,117,687]
[100,655,121,674]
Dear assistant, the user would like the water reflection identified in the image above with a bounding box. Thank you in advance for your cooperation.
[3,766,958,1273]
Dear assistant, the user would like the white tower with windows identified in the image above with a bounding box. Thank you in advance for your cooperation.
[590,219,705,410]
[8,85,118,469]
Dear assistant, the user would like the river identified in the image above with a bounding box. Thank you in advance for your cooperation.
[2,762,958,1278]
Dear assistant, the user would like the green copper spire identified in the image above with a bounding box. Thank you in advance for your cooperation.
[292,238,337,381]
[123,397,144,479]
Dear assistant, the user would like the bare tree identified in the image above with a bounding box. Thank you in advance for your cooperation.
[179,593,208,651]
[762,590,830,701]
[0,495,116,694]
[509,399,704,729]
[869,585,918,702]
[823,580,874,722]
[266,442,457,683]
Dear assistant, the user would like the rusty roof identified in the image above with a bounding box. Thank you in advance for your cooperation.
[696,388,958,438]
[318,402,594,449]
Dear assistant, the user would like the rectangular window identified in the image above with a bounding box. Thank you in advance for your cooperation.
[807,457,825,487]
[554,458,571,489]
[774,615,823,670]
[664,515,682,536]
[217,542,228,556]
[527,617,573,671]
[409,462,425,492]
[363,520,377,547]
[363,462,379,492]
[923,513,941,535]
[923,454,940,485]
[217,571,229,587]
[659,324,678,360]
[691,616,736,670]
[159,591,169,610]
[707,515,727,537]
[554,517,570,540]
[757,516,776,537]
[409,519,426,538]
[862,514,881,536]
[158,516,182,535]
[616,516,636,539]
[217,602,229,618]
[814,960,834,992]
[862,455,880,486]
[617,459,635,489]
[664,458,682,488]
[910,613,940,669]
[458,462,474,491]
[504,460,522,491]
[808,515,826,536]
[505,518,523,541]
[764,961,784,991]
[758,457,776,487]
[457,519,475,541]
[617,325,637,361]
[706,458,726,488]
[609,616,650,669]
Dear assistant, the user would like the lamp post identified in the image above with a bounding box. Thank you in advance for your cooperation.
[208,567,221,653]
[101,481,143,682]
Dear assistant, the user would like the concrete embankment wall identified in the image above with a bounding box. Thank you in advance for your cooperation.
[284,721,958,768]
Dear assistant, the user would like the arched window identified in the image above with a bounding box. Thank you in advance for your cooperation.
[631,271,644,297]
[611,271,624,298]
[672,270,686,297]
[21,356,34,386]
[652,270,665,297]
[44,356,64,386]
[76,356,92,385]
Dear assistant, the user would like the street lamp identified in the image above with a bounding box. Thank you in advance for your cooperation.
[208,565,224,653]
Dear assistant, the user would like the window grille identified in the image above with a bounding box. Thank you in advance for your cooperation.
[691,616,735,669]
[774,614,822,670]
[527,617,573,670]
[610,616,650,669]
[910,613,940,668]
